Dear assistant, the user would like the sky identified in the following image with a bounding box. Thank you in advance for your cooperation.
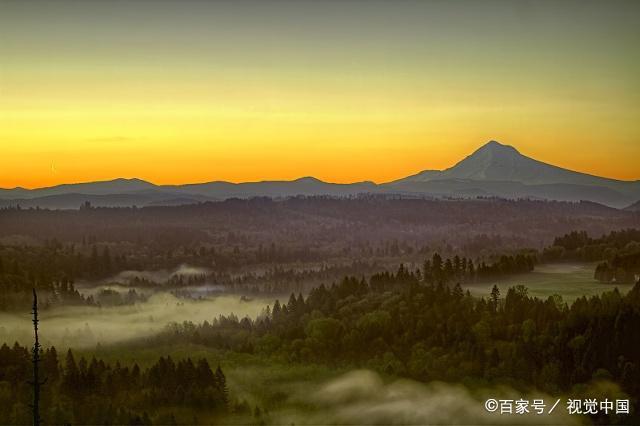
[1,0,639,188]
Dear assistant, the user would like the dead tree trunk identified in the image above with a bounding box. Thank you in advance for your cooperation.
[30,288,45,426]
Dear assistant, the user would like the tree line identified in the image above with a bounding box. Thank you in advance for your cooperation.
[421,252,535,284]
[0,345,230,425]
[545,229,640,283]
[1,197,636,264]
[0,238,537,311]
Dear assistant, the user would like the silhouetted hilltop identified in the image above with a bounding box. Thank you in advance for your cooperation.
[625,200,640,212]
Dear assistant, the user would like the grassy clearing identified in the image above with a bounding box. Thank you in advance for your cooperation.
[464,262,634,302]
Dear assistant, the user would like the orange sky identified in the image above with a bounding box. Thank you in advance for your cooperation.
[1,0,639,189]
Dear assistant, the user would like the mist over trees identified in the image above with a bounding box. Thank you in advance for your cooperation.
[0,199,639,424]
[1,197,636,310]
[157,264,640,424]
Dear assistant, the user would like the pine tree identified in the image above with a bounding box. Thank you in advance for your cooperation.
[42,346,59,383]
[490,285,501,312]
[215,365,228,406]
[432,253,443,282]
[63,349,79,396]
[272,300,282,320]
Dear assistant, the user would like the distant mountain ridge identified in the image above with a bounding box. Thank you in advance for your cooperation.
[394,141,637,188]
[387,141,640,208]
[1,141,639,209]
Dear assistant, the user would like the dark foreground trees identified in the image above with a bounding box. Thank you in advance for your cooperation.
[0,346,228,425]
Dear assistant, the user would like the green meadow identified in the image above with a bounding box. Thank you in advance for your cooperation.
[464,263,634,302]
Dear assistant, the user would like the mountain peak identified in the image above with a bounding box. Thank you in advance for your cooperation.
[294,176,323,183]
[477,140,520,155]
[112,177,149,183]
[397,140,536,184]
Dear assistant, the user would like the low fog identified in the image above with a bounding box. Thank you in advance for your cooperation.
[81,264,211,287]
[273,370,580,425]
[0,293,272,348]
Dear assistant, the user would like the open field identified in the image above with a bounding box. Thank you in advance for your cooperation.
[464,263,635,302]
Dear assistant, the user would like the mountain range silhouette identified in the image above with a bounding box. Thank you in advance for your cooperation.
[2,141,639,209]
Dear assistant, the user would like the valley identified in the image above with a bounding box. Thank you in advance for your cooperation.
[3,0,639,423]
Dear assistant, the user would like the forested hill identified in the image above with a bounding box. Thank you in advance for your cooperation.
[1,197,637,251]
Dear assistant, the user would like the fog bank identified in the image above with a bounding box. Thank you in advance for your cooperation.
[273,370,579,425]
[0,293,271,348]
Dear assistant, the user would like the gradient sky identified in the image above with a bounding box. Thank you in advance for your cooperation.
[1,0,639,188]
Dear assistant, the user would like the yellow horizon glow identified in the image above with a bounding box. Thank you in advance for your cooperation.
[2,78,639,189]
[1,1,639,189]
[2,103,639,189]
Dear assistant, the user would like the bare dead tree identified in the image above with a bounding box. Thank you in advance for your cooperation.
[29,288,46,426]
